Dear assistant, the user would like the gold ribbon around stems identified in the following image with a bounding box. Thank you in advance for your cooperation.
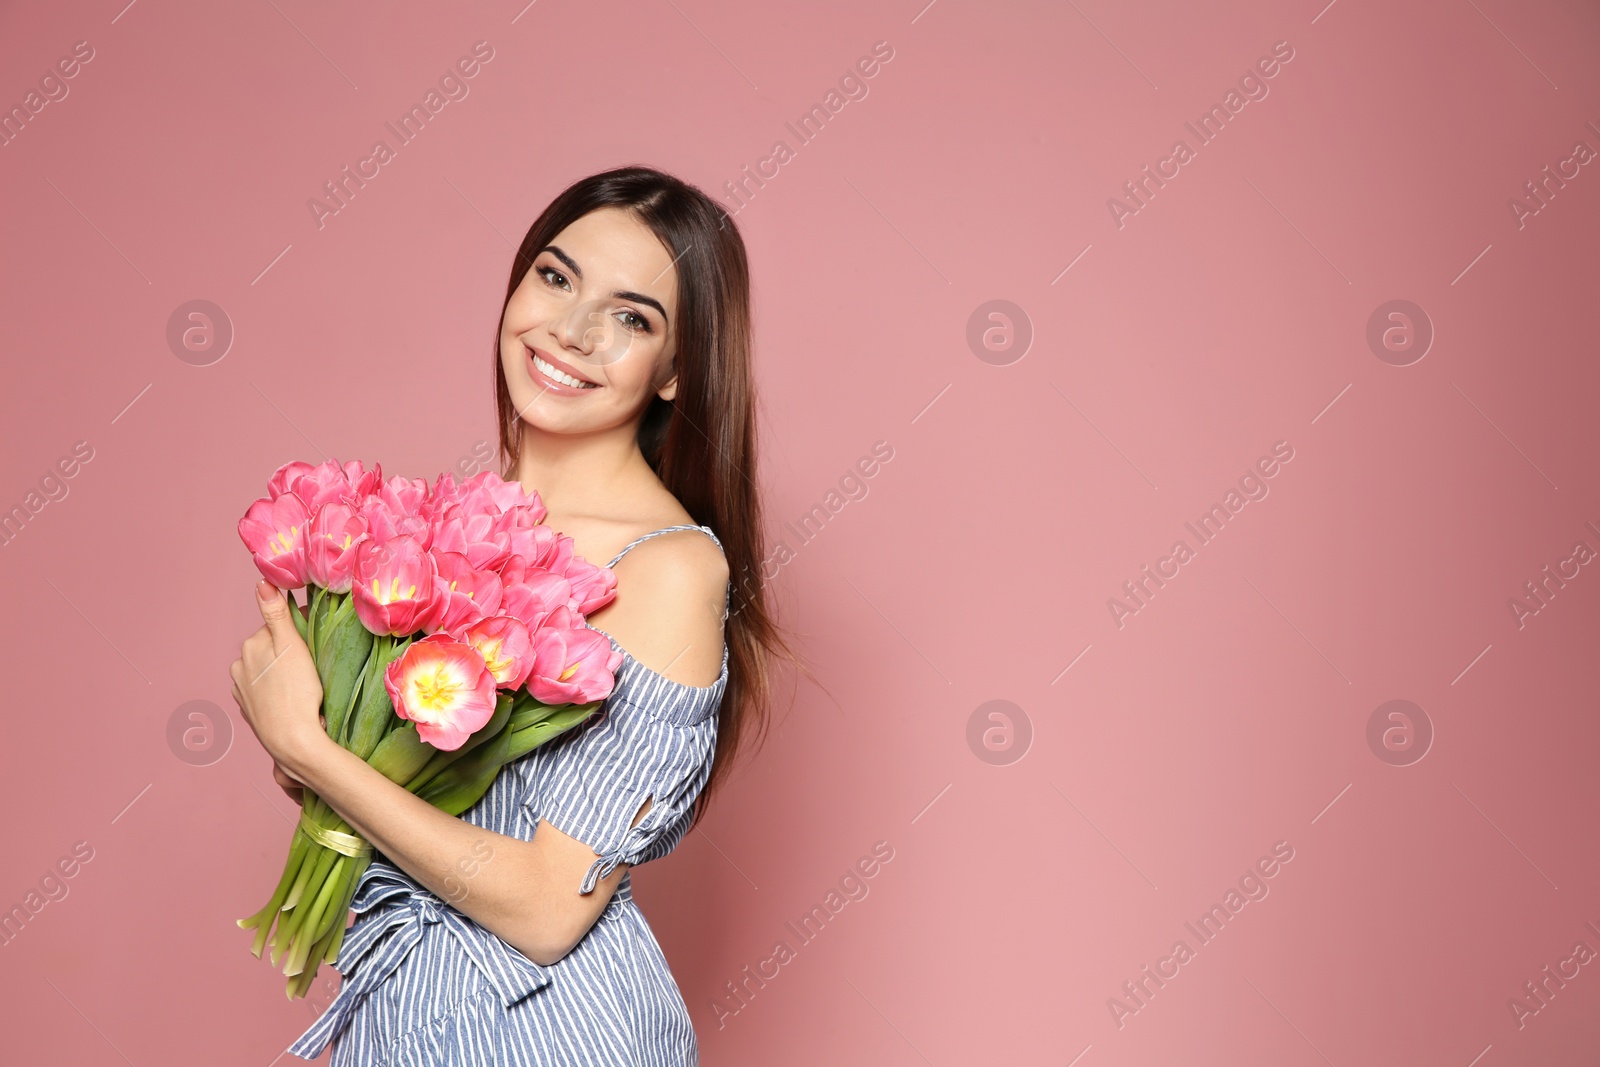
[298,811,372,858]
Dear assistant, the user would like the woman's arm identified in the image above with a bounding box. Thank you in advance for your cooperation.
[279,730,631,967]
[233,579,628,967]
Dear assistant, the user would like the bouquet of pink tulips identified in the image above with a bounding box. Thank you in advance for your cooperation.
[234,458,623,999]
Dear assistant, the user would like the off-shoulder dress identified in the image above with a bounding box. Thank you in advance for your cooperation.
[288,524,729,1066]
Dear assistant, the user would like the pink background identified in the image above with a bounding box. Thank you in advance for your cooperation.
[3,0,1599,1063]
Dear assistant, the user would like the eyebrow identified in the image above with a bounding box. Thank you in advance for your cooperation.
[540,244,669,322]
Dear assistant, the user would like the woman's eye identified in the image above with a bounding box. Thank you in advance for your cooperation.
[535,268,647,332]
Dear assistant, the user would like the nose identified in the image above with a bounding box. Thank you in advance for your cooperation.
[553,301,634,369]
[548,303,589,354]
[552,301,606,353]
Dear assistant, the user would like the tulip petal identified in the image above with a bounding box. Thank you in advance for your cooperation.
[383,634,498,752]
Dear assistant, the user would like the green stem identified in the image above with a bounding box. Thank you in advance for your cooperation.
[323,911,350,965]
[273,844,339,962]
[239,826,312,957]
[323,854,370,964]
[278,825,323,912]
[285,853,346,976]
[305,852,357,948]
[239,824,308,928]
[302,784,334,829]
[306,584,326,655]
[287,920,341,1000]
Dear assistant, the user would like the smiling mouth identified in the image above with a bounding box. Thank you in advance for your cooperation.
[528,348,599,390]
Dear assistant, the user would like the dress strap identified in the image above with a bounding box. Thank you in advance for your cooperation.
[606,524,725,569]
[605,524,731,623]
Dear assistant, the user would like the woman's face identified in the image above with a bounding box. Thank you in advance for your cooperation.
[499,206,680,435]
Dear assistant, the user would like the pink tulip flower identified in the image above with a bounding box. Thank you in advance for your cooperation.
[499,565,577,630]
[352,536,437,636]
[238,494,311,589]
[306,502,369,593]
[293,465,346,511]
[431,505,512,572]
[463,470,545,522]
[459,615,536,690]
[365,476,430,544]
[266,460,317,501]
[362,492,431,548]
[538,604,584,631]
[347,460,383,498]
[564,557,619,615]
[427,471,465,516]
[497,503,543,536]
[418,550,504,636]
[383,634,498,751]
[526,626,623,706]
[503,522,560,570]
[272,458,381,513]
[442,477,499,519]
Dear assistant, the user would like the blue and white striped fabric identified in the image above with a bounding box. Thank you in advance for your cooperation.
[288,525,729,1065]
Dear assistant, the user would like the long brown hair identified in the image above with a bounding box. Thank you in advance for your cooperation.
[493,165,800,829]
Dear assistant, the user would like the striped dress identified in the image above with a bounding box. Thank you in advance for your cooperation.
[288,524,729,1066]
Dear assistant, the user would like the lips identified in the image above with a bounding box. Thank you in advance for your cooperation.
[525,344,600,391]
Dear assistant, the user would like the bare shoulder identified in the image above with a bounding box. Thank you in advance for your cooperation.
[586,529,730,687]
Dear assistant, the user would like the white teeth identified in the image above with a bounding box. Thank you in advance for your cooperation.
[532,353,596,389]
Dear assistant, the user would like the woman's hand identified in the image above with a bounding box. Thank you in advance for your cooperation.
[231,579,328,776]
[273,760,306,804]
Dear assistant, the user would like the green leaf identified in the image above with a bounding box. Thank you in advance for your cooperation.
[507,696,597,732]
[504,702,601,761]
[347,634,410,760]
[288,589,309,644]
[402,692,515,794]
[307,584,331,653]
[366,722,435,785]
[415,727,514,816]
[313,594,375,743]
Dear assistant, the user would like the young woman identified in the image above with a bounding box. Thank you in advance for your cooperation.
[232,166,794,1064]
